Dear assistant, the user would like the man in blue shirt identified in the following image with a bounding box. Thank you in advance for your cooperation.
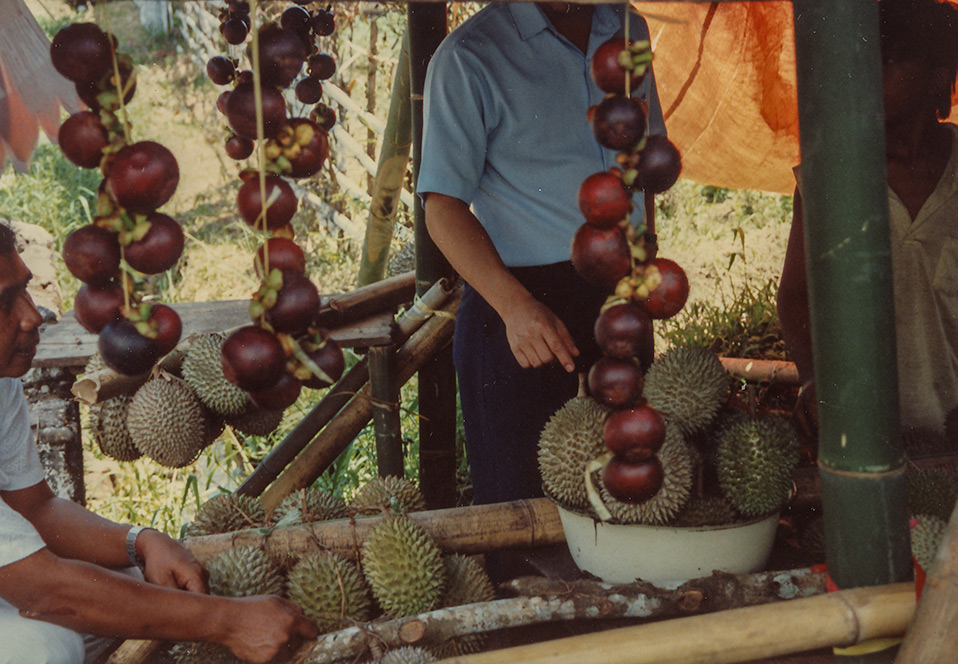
[418,4,666,520]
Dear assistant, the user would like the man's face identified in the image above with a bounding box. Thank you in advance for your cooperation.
[0,251,43,378]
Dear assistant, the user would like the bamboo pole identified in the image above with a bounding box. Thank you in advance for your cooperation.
[259,290,460,510]
[895,503,958,662]
[238,278,455,497]
[181,497,562,564]
[792,6,913,646]
[303,568,828,663]
[358,30,413,286]
[315,269,415,328]
[432,583,916,664]
[718,357,800,386]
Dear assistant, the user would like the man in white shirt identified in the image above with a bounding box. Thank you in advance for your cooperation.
[0,223,317,664]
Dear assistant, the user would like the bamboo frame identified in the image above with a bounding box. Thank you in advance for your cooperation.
[259,290,461,510]
[432,583,915,664]
[181,497,562,564]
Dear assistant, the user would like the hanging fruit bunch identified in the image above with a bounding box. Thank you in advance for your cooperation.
[53,22,185,376]
[571,34,688,506]
[207,0,344,412]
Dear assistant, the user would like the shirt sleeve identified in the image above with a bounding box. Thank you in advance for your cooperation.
[0,379,47,569]
[416,43,491,205]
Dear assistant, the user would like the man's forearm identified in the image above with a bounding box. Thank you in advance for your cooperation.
[1,549,227,642]
[424,193,532,317]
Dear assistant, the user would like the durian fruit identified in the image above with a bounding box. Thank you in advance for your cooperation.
[907,468,958,522]
[361,516,445,617]
[351,476,426,516]
[89,395,141,461]
[371,647,436,664]
[597,421,695,525]
[186,493,267,537]
[911,514,947,571]
[716,416,800,518]
[182,332,250,417]
[207,545,285,598]
[671,495,738,527]
[643,346,730,437]
[226,405,284,437]
[537,397,609,511]
[431,554,495,657]
[274,488,349,526]
[126,374,210,468]
[286,551,372,633]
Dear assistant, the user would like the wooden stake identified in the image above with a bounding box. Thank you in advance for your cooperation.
[430,583,914,664]
[182,497,563,565]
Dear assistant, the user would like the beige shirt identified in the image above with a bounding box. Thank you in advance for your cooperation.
[889,123,958,430]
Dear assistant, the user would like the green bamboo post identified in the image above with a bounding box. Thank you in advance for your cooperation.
[792,1,912,661]
[369,344,404,478]
[357,31,412,287]
[407,3,457,509]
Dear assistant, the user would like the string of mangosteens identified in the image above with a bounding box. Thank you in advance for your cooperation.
[208,0,346,413]
[54,20,186,377]
[570,14,687,518]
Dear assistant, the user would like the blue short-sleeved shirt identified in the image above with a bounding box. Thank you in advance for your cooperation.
[417,3,666,267]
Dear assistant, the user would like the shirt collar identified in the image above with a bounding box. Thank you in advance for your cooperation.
[510,4,625,43]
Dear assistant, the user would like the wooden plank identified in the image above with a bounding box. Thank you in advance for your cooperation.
[34,301,398,369]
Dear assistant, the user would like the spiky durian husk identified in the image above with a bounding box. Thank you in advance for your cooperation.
[361,516,445,617]
[671,495,738,527]
[799,516,827,561]
[182,332,250,417]
[274,489,349,526]
[537,397,609,511]
[226,405,284,437]
[902,425,951,459]
[911,514,947,571]
[907,468,958,522]
[596,422,695,525]
[167,642,240,664]
[286,551,372,633]
[372,647,437,664]
[126,375,209,468]
[716,416,800,518]
[429,554,495,657]
[643,346,730,437]
[186,493,267,537]
[207,545,285,598]
[90,395,141,461]
[351,476,426,516]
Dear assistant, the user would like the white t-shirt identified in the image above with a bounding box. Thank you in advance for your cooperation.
[0,377,46,569]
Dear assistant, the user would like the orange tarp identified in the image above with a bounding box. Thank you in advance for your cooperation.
[634,1,958,195]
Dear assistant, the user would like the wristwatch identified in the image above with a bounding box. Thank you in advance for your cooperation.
[125,525,153,569]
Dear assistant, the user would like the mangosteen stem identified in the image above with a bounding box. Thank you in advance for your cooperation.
[585,451,615,521]
[292,340,334,386]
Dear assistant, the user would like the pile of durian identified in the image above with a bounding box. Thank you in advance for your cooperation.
[86,333,287,468]
[168,477,493,663]
[539,345,802,527]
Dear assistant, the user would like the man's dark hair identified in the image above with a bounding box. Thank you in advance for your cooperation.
[880,0,958,119]
[0,223,15,256]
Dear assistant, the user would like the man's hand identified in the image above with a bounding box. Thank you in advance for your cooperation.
[221,596,319,664]
[137,529,208,594]
[500,293,579,372]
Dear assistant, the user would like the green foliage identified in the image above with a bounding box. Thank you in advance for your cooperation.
[658,277,788,360]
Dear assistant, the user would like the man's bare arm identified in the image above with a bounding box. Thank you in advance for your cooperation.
[424,192,578,371]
